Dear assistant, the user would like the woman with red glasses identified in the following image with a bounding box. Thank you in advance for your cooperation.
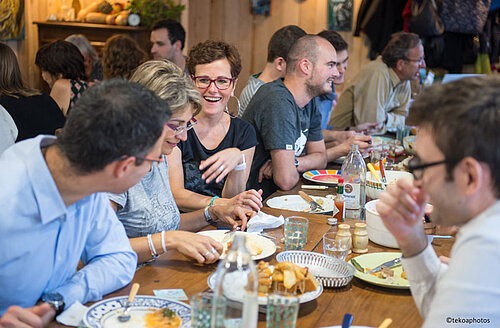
[167,40,263,213]
[108,60,255,265]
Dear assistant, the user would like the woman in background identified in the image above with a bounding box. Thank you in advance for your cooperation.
[167,40,262,212]
[35,40,88,116]
[65,34,103,82]
[0,42,65,141]
[102,34,146,80]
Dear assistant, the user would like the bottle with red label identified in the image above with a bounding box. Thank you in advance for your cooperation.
[334,178,345,222]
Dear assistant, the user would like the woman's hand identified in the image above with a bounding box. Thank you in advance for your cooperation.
[211,204,256,231]
[169,231,223,264]
[199,148,243,183]
[218,189,263,212]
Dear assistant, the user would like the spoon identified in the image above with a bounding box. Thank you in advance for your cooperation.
[341,313,353,328]
[118,283,140,322]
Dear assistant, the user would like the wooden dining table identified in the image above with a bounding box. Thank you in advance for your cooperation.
[50,177,453,328]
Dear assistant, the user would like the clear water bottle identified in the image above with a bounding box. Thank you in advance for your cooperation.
[211,234,258,328]
[341,144,367,220]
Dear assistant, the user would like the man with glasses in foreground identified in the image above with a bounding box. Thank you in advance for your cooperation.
[0,79,170,326]
[376,75,500,326]
[330,32,425,132]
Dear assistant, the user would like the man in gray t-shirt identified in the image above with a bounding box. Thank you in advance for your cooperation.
[243,35,339,198]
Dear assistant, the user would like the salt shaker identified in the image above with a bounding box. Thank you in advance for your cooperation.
[336,224,352,254]
[352,223,368,253]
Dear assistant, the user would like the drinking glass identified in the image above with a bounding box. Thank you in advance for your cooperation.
[266,292,300,328]
[284,216,309,251]
[323,232,349,261]
[190,292,226,328]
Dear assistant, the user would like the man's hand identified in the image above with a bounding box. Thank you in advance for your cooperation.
[351,122,379,133]
[169,231,223,264]
[0,303,55,328]
[212,205,256,231]
[258,160,273,182]
[376,178,429,257]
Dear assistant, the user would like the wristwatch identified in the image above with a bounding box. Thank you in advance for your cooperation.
[204,204,217,225]
[41,291,65,315]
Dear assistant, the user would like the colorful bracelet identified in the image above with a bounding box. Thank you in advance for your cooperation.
[209,196,219,206]
[147,234,158,260]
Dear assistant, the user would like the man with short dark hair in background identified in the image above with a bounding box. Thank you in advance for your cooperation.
[243,35,336,198]
[0,79,171,327]
[376,75,500,326]
[150,19,187,71]
[316,30,374,162]
[331,32,425,132]
[238,25,306,117]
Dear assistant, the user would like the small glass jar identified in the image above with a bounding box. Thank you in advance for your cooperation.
[352,223,368,253]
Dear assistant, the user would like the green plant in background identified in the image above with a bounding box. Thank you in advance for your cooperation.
[127,0,185,28]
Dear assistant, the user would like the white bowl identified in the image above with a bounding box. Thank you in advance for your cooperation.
[365,200,434,249]
[365,199,399,248]
[366,170,413,199]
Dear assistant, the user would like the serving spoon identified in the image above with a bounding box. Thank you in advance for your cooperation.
[118,283,140,322]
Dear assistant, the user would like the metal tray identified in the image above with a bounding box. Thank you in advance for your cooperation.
[276,251,355,288]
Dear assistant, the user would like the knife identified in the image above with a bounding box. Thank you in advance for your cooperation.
[366,257,401,274]
[298,191,325,212]
[301,184,336,190]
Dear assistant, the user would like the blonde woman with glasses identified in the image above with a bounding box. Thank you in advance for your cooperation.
[108,60,254,265]
[167,40,263,213]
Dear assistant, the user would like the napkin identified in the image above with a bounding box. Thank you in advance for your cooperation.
[56,301,88,327]
[246,211,284,233]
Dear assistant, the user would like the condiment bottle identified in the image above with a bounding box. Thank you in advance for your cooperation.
[336,223,352,254]
[352,223,368,253]
[334,178,345,222]
[341,144,367,220]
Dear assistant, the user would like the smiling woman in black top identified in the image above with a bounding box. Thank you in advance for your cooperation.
[0,43,65,141]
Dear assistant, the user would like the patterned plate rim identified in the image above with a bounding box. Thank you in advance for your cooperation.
[83,295,191,328]
[302,170,341,185]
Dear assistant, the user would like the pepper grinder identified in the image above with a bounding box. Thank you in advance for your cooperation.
[352,222,368,253]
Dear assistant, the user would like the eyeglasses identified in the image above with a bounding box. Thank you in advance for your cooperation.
[192,76,234,90]
[408,157,448,180]
[166,117,197,135]
[404,57,425,65]
[135,155,164,168]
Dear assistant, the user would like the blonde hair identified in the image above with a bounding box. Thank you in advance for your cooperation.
[130,60,202,115]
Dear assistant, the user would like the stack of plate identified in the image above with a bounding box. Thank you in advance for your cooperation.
[276,251,355,288]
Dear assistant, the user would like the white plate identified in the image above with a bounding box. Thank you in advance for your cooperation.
[207,271,323,306]
[266,195,335,214]
[197,230,276,260]
[83,295,190,328]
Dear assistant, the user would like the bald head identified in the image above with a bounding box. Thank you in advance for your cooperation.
[286,35,335,74]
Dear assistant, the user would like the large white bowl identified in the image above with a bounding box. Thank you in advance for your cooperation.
[366,170,413,199]
[365,200,433,249]
[365,199,399,248]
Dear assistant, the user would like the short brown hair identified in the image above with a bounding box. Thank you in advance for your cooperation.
[186,40,241,78]
[35,40,86,81]
[102,34,146,79]
[409,75,500,197]
[381,32,421,68]
[286,35,322,74]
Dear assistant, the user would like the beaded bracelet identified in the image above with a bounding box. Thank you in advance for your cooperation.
[147,233,158,260]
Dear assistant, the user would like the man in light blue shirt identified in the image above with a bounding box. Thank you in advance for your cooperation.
[0,79,171,327]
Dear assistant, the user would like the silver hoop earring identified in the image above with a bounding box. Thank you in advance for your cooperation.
[225,96,241,116]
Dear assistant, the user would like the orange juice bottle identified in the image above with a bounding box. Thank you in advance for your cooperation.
[334,178,345,222]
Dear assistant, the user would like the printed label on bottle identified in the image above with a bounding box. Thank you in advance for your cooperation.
[343,183,360,209]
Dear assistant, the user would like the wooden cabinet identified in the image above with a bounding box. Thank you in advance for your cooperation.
[34,21,151,56]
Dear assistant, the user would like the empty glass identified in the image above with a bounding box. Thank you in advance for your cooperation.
[266,292,300,328]
[284,216,309,251]
[323,232,349,261]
